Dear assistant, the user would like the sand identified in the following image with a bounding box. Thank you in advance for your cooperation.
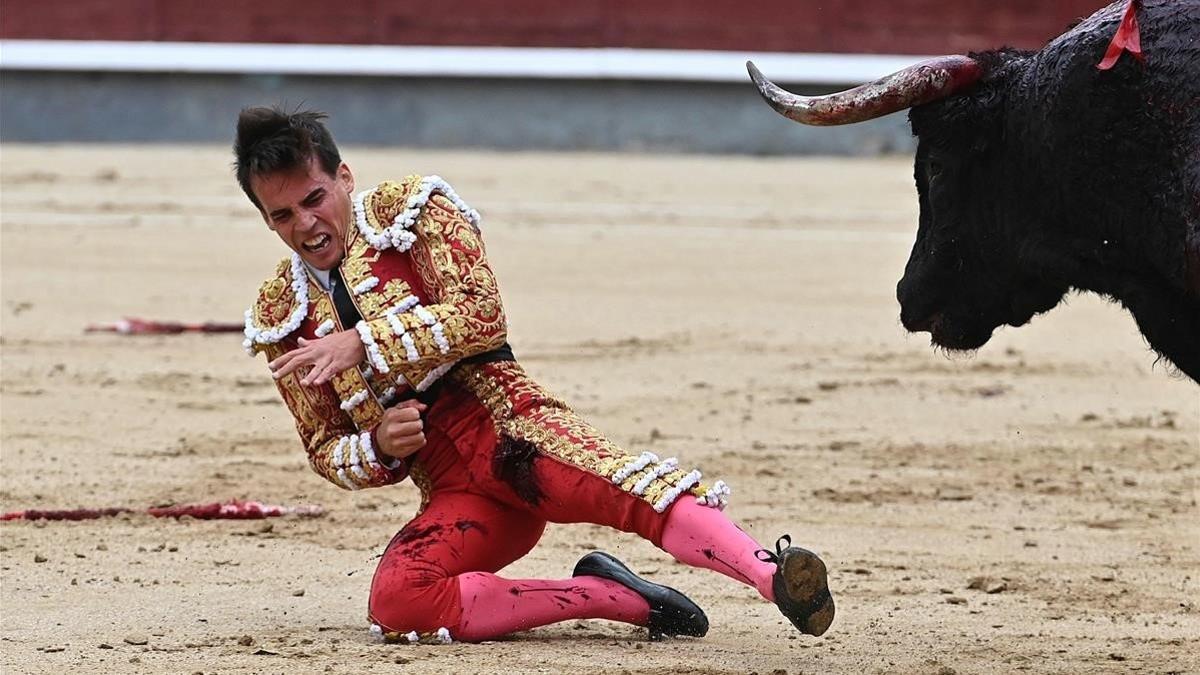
[1,145,1197,674]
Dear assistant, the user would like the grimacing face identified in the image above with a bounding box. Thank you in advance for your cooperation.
[251,156,356,271]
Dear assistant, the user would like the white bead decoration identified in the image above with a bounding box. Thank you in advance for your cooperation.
[430,323,450,354]
[415,361,456,391]
[384,313,421,363]
[336,467,359,491]
[351,177,481,255]
[352,276,379,295]
[355,321,391,375]
[412,304,451,355]
[392,295,421,314]
[328,431,397,489]
[632,458,680,496]
[332,437,347,467]
[652,470,703,513]
[339,389,370,411]
[400,333,420,363]
[412,306,437,326]
[612,452,659,484]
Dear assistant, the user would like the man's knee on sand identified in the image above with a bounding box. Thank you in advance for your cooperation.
[369,558,462,632]
[369,506,547,631]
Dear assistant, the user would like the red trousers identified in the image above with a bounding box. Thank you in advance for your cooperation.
[368,362,687,638]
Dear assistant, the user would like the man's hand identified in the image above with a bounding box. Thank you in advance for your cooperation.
[269,330,366,386]
[376,400,428,460]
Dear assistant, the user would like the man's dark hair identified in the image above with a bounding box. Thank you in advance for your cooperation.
[233,106,342,210]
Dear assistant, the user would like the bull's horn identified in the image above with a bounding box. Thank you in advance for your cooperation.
[746,56,983,126]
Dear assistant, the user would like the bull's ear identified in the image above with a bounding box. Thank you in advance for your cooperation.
[944,86,1003,154]
[911,81,1002,142]
[943,86,1002,126]
[974,89,1004,153]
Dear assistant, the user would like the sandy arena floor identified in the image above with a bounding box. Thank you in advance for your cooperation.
[1,145,1197,674]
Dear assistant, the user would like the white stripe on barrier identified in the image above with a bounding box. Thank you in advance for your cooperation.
[0,40,934,85]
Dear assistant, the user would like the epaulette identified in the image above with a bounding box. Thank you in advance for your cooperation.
[242,253,309,356]
[352,175,481,253]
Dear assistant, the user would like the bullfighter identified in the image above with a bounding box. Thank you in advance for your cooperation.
[237,106,835,642]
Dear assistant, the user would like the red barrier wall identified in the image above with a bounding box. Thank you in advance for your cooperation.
[1,0,1108,54]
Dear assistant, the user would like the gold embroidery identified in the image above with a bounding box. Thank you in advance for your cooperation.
[311,291,337,331]
[455,363,708,509]
[340,235,374,288]
[265,341,394,491]
[365,186,507,388]
[264,277,285,301]
[356,176,422,242]
[251,257,300,335]
[330,366,385,431]
[253,266,405,492]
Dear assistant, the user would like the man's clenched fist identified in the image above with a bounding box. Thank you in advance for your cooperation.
[376,399,428,460]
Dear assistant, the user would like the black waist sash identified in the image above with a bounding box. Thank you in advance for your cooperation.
[403,344,516,406]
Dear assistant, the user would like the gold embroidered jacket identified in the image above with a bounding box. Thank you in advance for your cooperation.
[244,176,506,491]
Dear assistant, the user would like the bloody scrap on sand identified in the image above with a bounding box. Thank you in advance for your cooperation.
[0,500,324,522]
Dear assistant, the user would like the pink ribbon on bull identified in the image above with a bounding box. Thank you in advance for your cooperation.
[1097,0,1144,70]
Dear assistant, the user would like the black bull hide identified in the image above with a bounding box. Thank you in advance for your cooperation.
[766,0,1200,381]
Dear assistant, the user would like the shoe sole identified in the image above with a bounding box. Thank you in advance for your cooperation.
[778,548,835,637]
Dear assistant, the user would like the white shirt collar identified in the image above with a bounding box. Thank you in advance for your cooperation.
[304,262,332,291]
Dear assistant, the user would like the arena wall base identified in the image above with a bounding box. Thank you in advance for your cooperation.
[0,71,913,156]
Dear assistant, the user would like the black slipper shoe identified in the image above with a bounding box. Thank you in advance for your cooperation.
[756,535,835,636]
[573,551,709,641]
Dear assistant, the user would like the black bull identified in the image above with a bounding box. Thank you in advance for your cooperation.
[749,0,1199,382]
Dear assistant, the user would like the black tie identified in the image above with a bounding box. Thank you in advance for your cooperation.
[328,267,363,328]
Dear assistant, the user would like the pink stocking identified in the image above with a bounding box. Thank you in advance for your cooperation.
[659,498,778,601]
[455,572,650,642]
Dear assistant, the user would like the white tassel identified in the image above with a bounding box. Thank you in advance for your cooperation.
[697,480,732,509]
[339,389,370,411]
[653,470,703,513]
[416,362,456,391]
